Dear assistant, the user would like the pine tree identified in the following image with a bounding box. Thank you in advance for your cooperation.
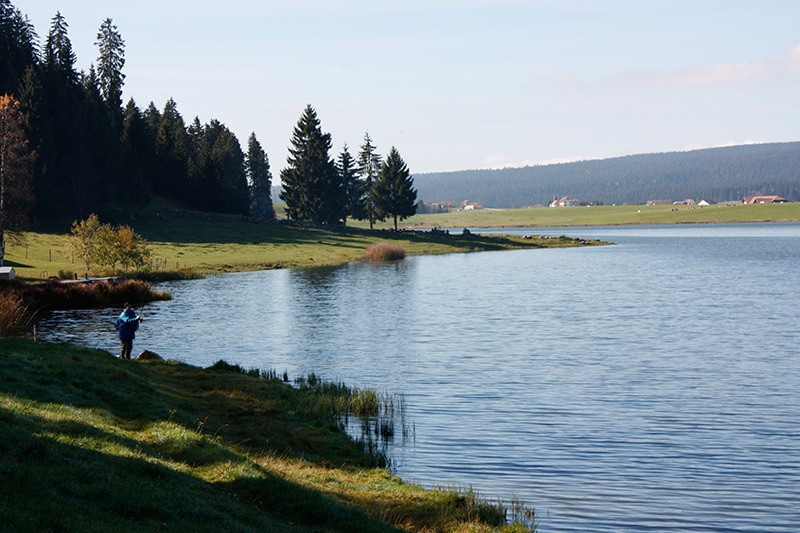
[119,98,153,210]
[372,146,417,230]
[279,105,345,225]
[356,132,382,229]
[94,18,125,128]
[337,143,364,224]
[246,132,275,222]
[0,1,39,95]
[44,11,77,83]
[0,94,34,265]
[154,98,189,202]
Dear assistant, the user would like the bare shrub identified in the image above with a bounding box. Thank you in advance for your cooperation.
[364,243,406,262]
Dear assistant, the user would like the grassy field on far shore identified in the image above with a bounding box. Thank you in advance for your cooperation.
[383,202,800,230]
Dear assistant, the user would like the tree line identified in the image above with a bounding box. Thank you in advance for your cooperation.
[414,142,800,208]
[0,1,417,264]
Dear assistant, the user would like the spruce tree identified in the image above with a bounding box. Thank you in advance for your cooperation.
[279,105,345,225]
[356,132,381,229]
[44,11,77,83]
[246,132,275,222]
[337,143,364,223]
[372,146,417,230]
[94,18,125,128]
[0,1,38,95]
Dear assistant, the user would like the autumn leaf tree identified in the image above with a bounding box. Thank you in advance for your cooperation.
[0,94,34,266]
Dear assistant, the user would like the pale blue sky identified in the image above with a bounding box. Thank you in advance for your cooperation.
[14,0,800,175]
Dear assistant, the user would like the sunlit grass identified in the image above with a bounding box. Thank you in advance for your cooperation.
[0,338,534,531]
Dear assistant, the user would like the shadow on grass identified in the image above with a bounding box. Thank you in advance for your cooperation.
[0,338,402,532]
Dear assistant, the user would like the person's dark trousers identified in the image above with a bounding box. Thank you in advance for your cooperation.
[120,339,133,359]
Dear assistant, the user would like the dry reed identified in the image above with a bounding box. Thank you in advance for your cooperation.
[364,243,406,262]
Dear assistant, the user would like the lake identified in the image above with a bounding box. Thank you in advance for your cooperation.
[35,223,800,532]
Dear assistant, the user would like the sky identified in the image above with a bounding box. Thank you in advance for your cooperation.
[13,0,800,176]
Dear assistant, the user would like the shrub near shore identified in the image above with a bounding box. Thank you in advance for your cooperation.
[0,279,170,335]
[0,338,531,532]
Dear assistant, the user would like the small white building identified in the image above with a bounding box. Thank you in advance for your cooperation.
[0,266,16,280]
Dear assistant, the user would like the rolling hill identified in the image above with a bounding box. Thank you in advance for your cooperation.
[413,142,800,207]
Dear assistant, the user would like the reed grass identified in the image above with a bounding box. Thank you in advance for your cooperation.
[0,278,170,313]
[0,292,32,336]
[364,242,407,262]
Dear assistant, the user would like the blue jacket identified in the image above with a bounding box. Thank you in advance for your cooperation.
[115,309,139,340]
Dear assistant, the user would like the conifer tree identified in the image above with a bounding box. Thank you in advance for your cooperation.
[119,98,153,210]
[0,1,38,95]
[246,132,275,222]
[94,18,125,128]
[44,11,77,83]
[337,143,364,224]
[372,146,417,230]
[356,132,381,229]
[280,105,345,225]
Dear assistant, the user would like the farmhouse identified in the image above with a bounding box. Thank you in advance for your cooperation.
[549,195,578,207]
[743,195,786,204]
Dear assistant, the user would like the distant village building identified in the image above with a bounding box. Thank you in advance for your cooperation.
[461,200,485,210]
[646,199,672,206]
[743,195,786,204]
[549,195,578,207]
[673,199,697,205]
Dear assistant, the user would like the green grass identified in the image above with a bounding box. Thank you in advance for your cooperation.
[2,201,605,278]
[0,338,531,532]
[383,202,800,229]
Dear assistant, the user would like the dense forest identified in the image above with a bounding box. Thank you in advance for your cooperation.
[0,1,416,242]
[415,142,800,208]
[0,2,272,229]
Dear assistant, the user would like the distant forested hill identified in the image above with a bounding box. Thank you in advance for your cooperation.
[414,142,800,207]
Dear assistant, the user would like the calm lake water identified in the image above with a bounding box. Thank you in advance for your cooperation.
[36,223,800,532]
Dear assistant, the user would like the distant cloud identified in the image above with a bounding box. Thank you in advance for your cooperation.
[573,44,800,88]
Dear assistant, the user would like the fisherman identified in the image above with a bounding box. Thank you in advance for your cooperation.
[115,302,141,359]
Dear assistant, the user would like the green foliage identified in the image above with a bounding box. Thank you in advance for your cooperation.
[372,146,418,230]
[94,17,125,125]
[337,142,365,223]
[246,132,275,222]
[280,105,346,225]
[357,132,382,229]
[65,213,152,273]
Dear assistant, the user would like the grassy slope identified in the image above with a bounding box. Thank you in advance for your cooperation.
[0,338,525,532]
[3,205,603,278]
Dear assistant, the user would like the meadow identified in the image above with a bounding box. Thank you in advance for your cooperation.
[385,201,800,230]
[3,203,605,279]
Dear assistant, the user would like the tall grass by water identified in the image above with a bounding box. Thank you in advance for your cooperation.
[0,292,32,336]
[364,242,406,262]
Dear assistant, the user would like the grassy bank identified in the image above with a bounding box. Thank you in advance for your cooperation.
[0,338,531,532]
[3,205,605,278]
[389,202,800,229]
